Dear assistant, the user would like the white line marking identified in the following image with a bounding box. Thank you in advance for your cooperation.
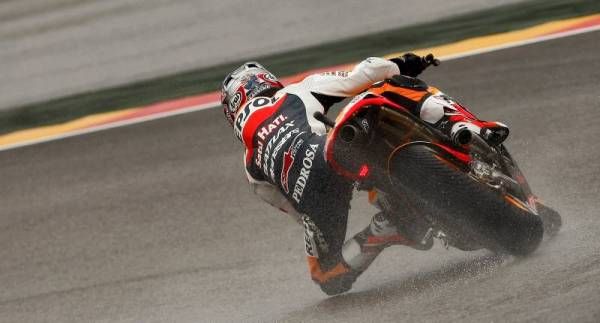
[1,24,599,152]
[0,102,218,152]
[439,24,600,61]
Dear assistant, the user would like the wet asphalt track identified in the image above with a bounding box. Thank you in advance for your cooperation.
[1,31,600,322]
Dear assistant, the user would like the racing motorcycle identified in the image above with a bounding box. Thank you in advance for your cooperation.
[315,62,561,256]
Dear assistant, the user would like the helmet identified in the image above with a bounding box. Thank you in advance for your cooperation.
[221,62,283,126]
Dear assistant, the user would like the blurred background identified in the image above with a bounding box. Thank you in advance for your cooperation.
[0,0,528,110]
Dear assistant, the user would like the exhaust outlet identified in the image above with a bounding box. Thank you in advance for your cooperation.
[450,122,475,146]
[453,128,473,145]
[340,124,359,143]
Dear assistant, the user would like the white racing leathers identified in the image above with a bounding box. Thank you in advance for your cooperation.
[233,57,400,292]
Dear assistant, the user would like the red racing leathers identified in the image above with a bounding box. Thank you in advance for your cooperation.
[234,57,403,294]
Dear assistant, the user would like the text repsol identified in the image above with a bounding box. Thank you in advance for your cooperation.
[234,96,281,141]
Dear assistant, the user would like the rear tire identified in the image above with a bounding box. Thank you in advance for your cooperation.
[388,145,543,256]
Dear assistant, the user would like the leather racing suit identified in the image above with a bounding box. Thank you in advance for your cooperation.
[233,57,411,294]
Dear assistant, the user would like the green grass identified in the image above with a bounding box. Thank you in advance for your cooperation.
[1,0,598,135]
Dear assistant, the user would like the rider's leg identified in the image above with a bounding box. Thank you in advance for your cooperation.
[294,149,358,295]
[420,93,509,146]
[341,212,414,271]
[304,209,423,296]
[297,172,391,295]
[373,76,508,146]
[295,135,425,295]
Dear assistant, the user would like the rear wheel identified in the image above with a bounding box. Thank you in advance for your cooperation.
[388,144,544,256]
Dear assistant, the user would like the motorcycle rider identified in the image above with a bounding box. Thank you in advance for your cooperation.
[221,53,508,295]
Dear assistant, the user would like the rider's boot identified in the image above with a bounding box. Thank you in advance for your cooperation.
[320,211,434,295]
[313,212,419,296]
[420,95,509,146]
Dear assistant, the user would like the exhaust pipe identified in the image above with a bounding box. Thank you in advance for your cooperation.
[340,124,359,143]
[449,122,476,146]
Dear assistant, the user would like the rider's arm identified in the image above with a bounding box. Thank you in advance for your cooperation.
[246,168,303,224]
[301,57,400,98]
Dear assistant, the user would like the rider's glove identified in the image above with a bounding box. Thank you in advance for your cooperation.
[390,53,439,77]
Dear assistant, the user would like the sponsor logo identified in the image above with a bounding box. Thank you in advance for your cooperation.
[292,144,319,203]
[269,128,300,181]
[302,216,328,257]
[360,118,369,133]
[320,71,349,77]
[256,141,263,167]
[281,133,305,193]
[234,96,278,141]
[255,115,288,168]
[261,120,295,176]
[230,91,243,111]
[234,102,251,140]
[257,114,286,141]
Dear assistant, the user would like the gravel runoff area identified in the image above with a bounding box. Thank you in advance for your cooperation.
[0,0,528,111]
